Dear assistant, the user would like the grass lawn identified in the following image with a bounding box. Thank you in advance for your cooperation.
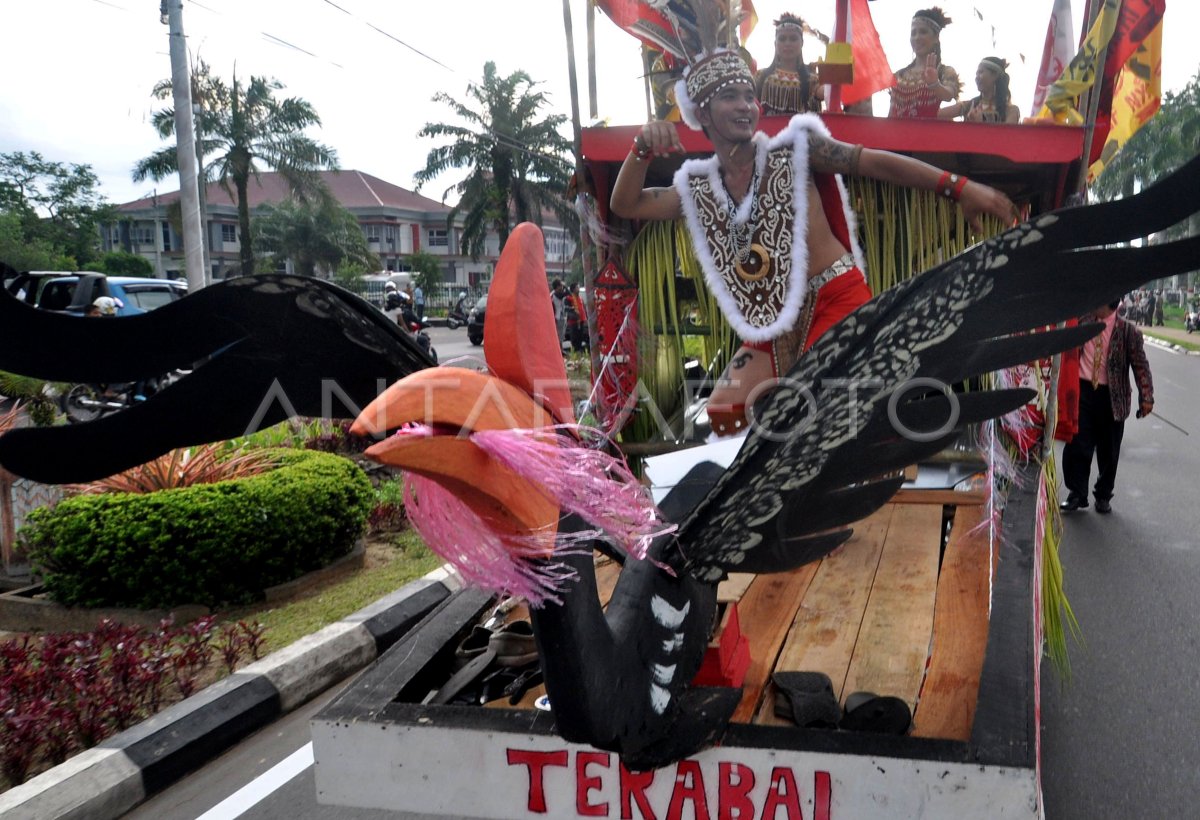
[219,526,441,654]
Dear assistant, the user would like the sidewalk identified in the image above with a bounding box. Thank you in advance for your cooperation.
[0,567,459,820]
[1140,324,1200,353]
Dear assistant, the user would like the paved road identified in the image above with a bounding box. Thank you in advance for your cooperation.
[124,342,1199,820]
[1042,343,1200,818]
[427,325,485,370]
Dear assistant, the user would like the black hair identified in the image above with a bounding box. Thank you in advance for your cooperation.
[912,7,951,59]
[982,56,1012,118]
[755,19,811,114]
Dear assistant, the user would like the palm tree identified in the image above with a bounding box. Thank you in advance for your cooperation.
[415,62,576,259]
[252,194,378,278]
[134,69,338,276]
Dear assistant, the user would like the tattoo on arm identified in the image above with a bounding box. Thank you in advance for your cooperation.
[807,133,858,175]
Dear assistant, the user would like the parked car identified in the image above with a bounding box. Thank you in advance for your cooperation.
[467,295,487,346]
[16,272,187,316]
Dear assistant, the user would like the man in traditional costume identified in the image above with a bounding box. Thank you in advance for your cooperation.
[611,48,1015,436]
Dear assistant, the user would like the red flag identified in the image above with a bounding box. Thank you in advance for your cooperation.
[1090,0,1166,164]
[594,1,757,59]
[841,0,895,106]
[1096,0,1165,114]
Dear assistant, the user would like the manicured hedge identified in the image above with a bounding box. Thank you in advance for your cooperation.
[21,450,373,609]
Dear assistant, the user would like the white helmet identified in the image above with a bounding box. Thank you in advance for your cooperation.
[92,296,120,315]
[385,281,397,291]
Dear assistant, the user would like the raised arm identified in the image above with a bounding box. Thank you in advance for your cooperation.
[808,132,1017,232]
[937,100,966,120]
[610,122,685,221]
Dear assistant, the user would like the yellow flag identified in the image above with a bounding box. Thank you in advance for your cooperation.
[1088,22,1163,183]
[1035,0,1121,125]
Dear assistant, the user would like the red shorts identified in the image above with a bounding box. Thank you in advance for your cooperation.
[804,267,872,350]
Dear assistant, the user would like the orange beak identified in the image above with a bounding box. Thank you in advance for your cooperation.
[352,222,575,544]
[352,368,560,538]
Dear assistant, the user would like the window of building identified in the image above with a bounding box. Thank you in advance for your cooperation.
[221,224,237,243]
[428,229,448,248]
[365,225,381,244]
[135,227,154,246]
[162,222,172,252]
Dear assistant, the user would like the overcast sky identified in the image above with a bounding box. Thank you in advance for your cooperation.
[1,0,1195,208]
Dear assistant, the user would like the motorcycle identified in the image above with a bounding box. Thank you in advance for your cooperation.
[61,372,182,423]
[400,305,438,363]
[446,295,470,330]
[1186,306,1199,333]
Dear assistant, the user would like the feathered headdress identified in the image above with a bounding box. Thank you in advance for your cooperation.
[641,1,755,130]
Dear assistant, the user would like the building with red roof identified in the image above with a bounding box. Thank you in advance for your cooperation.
[105,169,575,292]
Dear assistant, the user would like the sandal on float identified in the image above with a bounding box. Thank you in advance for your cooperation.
[838,691,912,735]
[771,671,842,729]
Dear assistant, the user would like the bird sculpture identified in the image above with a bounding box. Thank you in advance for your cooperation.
[0,155,1197,771]
[347,157,1200,770]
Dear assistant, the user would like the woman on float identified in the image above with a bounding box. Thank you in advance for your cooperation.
[938,56,1020,123]
[888,7,962,119]
[755,13,821,115]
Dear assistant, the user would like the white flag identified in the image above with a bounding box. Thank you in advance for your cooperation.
[1031,0,1075,114]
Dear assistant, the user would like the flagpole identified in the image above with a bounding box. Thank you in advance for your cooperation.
[1076,0,1112,197]
[828,0,850,112]
[562,0,604,384]
[587,0,598,120]
[1044,0,1111,464]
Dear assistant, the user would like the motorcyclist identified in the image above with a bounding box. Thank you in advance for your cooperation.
[397,291,423,329]
[384,281,404,312]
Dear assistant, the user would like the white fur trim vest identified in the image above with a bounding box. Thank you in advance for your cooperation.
[673,114,866,343]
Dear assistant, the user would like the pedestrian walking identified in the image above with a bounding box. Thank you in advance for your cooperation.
[1060,300,1154,514]
[550,279,567,347]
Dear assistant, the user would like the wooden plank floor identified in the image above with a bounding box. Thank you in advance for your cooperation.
[496,500,985,741]
[840,504,941,712]
[755,505,896,726]
[911,505,992,740]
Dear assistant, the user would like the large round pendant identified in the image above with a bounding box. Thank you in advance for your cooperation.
[735,243,772,282]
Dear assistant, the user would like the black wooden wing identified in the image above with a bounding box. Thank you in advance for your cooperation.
[673,154,1200,583]
[0,274,433,483]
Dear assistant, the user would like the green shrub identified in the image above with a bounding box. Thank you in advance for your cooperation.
[20,450,373,609]
[96,250,154,277]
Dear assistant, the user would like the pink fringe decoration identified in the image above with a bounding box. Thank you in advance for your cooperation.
[398,424,674,606]
[403,474,584,606]
[471,425,674,561]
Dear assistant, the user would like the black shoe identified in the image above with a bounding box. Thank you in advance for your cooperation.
[1094,498,1112,514]
[1059,496,1089,512]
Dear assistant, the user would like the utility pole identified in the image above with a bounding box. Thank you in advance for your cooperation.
[194,100,210,284]
[162,0,206,291]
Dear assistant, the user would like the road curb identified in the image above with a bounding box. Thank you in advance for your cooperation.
[0,567,458,820]
[1144,334,1198,355]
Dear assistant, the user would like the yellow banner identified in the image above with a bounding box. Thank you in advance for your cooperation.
[1035,0,1121,125]
[1089,22,1163,182]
